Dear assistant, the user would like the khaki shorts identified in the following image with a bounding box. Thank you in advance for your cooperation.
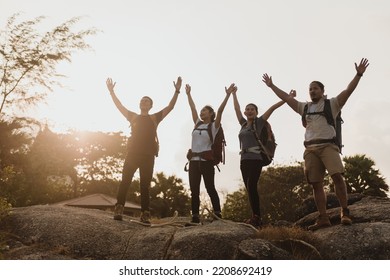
[303,144,344,184]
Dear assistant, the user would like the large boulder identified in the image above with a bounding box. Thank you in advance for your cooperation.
[1,195,390,260]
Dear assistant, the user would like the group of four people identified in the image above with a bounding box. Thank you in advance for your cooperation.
[106,58,369,230]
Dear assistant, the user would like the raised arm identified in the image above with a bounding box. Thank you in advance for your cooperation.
[214,83,235,128]
[161,76,182,120]
[262,90,296,120]
[106,78,135,120]
[262,73,299,113]
[231,85,244,122]
[185,84,198,124]
[337,58,369,107]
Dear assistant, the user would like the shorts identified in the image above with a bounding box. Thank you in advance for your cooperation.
[303,144,344,183]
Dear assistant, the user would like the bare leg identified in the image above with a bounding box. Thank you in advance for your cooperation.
[331,173,348,209]
[312,181,327,216]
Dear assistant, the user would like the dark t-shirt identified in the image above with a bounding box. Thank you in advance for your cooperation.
[238,116,266,160]
[126,111,163,156]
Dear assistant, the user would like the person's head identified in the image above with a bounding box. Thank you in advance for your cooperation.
[139,96,153,112]
[244,103,258,120]
[200,105,215,122]
[309,81,325,102]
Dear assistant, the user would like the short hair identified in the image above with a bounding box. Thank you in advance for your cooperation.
[310,81,325,91]
[245,103,258,114]
[142,96,153,106]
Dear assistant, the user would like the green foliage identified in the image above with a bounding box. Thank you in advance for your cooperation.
[0,197,11,221]
[259,164,311,223]
[150,172,191,218]
[222,187,251,222]
[222,164,311,224]
[0,13,98,115]
[343,154,389,197]
[0,120,129,206]
[0,118,34,206]
[119,172,191,218]
[223,155,389,226]
[0,197,12,259]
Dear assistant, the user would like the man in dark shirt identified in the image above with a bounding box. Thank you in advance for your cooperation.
[106,77,182,223]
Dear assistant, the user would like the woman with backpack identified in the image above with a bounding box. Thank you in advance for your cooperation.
[185,83,235,224]
[231,86,295,228]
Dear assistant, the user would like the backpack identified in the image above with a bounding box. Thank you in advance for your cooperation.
[302,99,344,153]
[253,119,277,166]
[186,121,226,171]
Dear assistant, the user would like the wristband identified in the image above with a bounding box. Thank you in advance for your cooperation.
[357,73,363,77]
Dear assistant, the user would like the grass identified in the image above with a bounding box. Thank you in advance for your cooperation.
[255,225,323,259]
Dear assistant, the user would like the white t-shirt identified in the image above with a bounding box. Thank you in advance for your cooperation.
[190,120,219,161]
[297,97,342,143]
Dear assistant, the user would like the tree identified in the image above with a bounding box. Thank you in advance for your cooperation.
[259,164,311,223]
[25,129,128,203]
[150,172,191,218]
[222,186,251,222]
[343,154,389,197]
[0,13,97,116]
[222,164,311,224]
[24,125,77,204]
[0,118,36,206]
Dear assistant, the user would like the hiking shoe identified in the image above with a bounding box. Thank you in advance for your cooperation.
[140,211,151,224]
[114,204,124,221]
[191,215,200,224]
[341,208,352,226]
[245,215,262,228]
[308,214,331,231]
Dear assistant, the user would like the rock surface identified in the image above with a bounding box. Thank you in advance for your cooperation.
[1,195,390,260]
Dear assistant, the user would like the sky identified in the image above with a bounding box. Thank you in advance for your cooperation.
[1,0,390,197]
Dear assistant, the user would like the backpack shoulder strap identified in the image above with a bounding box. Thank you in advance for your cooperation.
[207,122,214,143]
[193,121,213,143]
[302,104,308,127]
[323,99,335,127]
[194,120,204,129]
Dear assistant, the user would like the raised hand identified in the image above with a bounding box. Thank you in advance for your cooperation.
[355,58,369,76]
[262,73,273,87]
[185,84,191,95]
[174,76,182,92]
[106,78,116,93]
[289,89,297,98]
[225,83,237,95]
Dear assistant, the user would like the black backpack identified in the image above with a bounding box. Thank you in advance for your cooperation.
[302,99,343,153]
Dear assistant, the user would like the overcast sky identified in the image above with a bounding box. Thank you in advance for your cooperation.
[2,0,390,197]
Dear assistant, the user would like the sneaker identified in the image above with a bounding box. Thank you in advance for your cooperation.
[308,214,331,231]
[191,215,200,224]
[114,204,124,221]
[140,211,151,224]
[341,208,352,225]
[245,215,262,228]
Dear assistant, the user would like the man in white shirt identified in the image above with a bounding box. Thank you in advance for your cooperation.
[262,58,369,230]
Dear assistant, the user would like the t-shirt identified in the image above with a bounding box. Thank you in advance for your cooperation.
[126,110,163,155]
[238,117,265,160]
[297,97,341,144]
[190,119,219,161]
